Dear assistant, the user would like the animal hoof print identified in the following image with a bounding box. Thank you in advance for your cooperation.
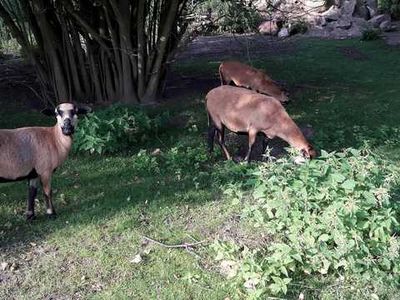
[26,214,36,221]
[47,213,57,220]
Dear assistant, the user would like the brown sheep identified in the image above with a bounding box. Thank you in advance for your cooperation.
[206,86,316,162]
[0,103,91,220]
[219,60,289,103]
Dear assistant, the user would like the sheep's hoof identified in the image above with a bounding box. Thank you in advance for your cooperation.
[26,213,36,221]
[46,213,57,220]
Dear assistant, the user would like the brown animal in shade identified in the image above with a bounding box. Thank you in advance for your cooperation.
[0,103,91,220]
[218,60,289,103]
[206,85,316,162]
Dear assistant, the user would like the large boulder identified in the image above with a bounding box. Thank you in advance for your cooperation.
[369,14,391,28]
[354,0,370,20]
[278,27,290,38]
[322,5,341,21]
[336,16,353,29]
[366,0,378,17]
[341,0,357,16]
[304,0,327,13]
[258,20,280,35]
[380,20,395,32]
[352,16,372,29]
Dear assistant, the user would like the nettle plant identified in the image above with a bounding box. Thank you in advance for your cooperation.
[74,105,167,154]
[213,149,400,298]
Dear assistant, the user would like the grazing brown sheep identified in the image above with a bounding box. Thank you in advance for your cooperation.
[219,60,288,103]
[206,86,316,162]
[0,103,91,220]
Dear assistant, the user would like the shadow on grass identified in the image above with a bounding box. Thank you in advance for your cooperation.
[0,146,247,252]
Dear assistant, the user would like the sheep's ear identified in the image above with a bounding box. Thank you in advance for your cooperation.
[41,108,55,116]
[76,105,92,115]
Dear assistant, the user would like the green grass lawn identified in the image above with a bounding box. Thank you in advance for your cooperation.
[1,38,400,299]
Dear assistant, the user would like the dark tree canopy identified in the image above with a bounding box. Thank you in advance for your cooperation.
[0,0,189,105]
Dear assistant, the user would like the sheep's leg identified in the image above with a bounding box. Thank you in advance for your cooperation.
[207,124,216,154]
[244,129,257,163]
[262,136,270,154]
[41,174,57,219]
[216,125,231,160]
[26,178,39,220]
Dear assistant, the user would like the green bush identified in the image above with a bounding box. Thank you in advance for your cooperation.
[379,0,400,19]
[192,0,262,34]
[213,148,400,298]
[0,19,20,55]
[361,29,382,41]
[289,20,308,35]
[73,105,168,154]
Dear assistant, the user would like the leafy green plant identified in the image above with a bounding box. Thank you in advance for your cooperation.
[379,0,400,19]
[0,15,21,55]
[361,29,382,41]
[289,20,308,35]
[74,105,168,154]
[192,0,262,34]
[213,148,400,298]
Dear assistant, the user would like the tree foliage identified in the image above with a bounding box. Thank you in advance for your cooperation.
[0,0,188,105]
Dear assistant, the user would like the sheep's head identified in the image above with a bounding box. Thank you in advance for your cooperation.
[301,144,317,160]
[42,103,92,136]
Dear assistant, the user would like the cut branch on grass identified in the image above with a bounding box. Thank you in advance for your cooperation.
[142,236,208,249]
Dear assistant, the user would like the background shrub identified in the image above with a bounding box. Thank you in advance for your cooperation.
[379,0,400,19]
[361,28,382,41]
[191,0,262,34]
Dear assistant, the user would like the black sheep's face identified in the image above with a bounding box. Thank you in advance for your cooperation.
[56,103,79,136]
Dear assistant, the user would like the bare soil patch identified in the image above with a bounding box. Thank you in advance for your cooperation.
[337,46,368,60]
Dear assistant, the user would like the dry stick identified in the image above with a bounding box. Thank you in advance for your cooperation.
[142,236,208,249]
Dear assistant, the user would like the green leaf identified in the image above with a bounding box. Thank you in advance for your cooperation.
[341,179,356,191]
[331,173,346,183]
[318,234,330,242]
[280,266,288,277]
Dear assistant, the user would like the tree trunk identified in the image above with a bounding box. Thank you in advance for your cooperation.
[0,0,189,105]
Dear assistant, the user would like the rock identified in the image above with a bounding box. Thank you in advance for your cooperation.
[368,14,391,28]
[322,5,341,22]
[366,5,377,18]
[130,254,142,264]
[354,0,370,20]
[345,24,363,37]
[304,0,327,13]
[315,15,327,27]
[366,0,378,12]
[336,17,353,29]
[220,260,239,279]
[341,0,357,16]
[1,262,9,271]
[352,16,371,29]
[151,148,161,156]
[258,20,279,35]
[278,27,290,38]
[380,20,394,32]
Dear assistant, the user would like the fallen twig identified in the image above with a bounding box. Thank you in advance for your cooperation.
[142,236,208,249]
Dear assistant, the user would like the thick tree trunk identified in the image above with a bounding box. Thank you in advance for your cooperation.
[0,0,188,104]
[142,0,180,103]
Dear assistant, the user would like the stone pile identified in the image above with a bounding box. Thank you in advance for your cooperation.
[257,0,396,39]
